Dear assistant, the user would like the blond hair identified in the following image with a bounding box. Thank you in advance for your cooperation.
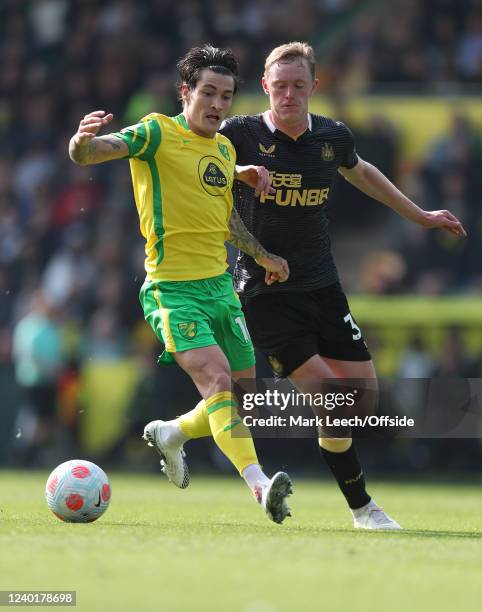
[264,42,315,79]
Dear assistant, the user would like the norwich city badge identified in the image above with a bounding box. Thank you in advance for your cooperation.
[218,143,230,161]
[178,322,197,339]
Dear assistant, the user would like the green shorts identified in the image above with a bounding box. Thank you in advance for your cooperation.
[140,272,256,372]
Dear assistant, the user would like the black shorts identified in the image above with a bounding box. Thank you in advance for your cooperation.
[242,282,371,377]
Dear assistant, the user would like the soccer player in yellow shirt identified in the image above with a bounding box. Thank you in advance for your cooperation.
[69,45,292,524]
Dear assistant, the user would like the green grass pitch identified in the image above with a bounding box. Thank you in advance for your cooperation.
[0,471,481,612]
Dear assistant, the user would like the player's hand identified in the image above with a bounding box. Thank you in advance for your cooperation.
[420,210,467,237]
[235,165,275,197]
[256,253,290,285]
[72,110,114,145]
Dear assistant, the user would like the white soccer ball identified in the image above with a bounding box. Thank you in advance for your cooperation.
[45,459,111,523]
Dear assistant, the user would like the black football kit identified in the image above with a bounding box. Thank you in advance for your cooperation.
[220,112,371,376]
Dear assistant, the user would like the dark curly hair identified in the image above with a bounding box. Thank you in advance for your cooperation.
[177,44,239,94]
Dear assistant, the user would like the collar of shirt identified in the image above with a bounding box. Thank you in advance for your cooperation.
[262,110,312,133]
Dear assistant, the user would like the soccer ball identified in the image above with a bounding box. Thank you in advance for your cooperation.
[45,459,111,523]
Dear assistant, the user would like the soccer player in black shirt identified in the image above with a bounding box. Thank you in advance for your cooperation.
[221,42,466,529]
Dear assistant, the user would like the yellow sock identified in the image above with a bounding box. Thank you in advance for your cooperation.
[178,400,211,439]
[205,391,259,475]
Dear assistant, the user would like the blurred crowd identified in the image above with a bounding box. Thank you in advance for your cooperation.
[345,110,482,295]
[0,0,481,468]
[2,0,482,108]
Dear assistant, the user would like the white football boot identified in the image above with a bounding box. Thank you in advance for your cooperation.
[253,472,293,524]
[353,500,402,530]
[143,420,190,489]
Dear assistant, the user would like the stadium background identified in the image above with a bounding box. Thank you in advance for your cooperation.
[0,0,481,476]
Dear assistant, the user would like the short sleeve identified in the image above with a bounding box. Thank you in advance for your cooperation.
[113,115,162,160]
[338,123,359,169]
[219,116,242,150]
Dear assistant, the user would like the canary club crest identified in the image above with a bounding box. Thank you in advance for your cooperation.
[178,322,197,339]
[218,143,230,161]
[321,142,335,161]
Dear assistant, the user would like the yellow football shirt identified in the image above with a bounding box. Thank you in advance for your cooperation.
[115,113,236,281]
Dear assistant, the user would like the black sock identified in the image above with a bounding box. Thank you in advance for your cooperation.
[320,443,371,510]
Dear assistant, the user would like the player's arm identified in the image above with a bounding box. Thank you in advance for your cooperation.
[338,158,466,237]
[69,110,128,165]
[228,207,289,284]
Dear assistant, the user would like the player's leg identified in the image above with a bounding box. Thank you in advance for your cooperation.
[291,355,400,529]
[290,356,373,514]
[143,341,257,490]
[314,283,401,529]
[320,358,400,529]
[229,365,294,520]
[243,286,399,528]
[174,345,291,523]
[166,276,258,443]
[139,279,212,486]
[143,273,291,522]
[175,344,256,478]
[303,283,400,528]
[208,276,292,522]
[208,285,262,483]
[172,366,256,442]
[167,360,292,522]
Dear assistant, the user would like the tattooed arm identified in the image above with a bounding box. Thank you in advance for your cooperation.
[228,206,289,284]
[69,110,128,165]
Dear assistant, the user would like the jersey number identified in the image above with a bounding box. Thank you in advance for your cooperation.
[344,313,361,341]
[234,316,250,343]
